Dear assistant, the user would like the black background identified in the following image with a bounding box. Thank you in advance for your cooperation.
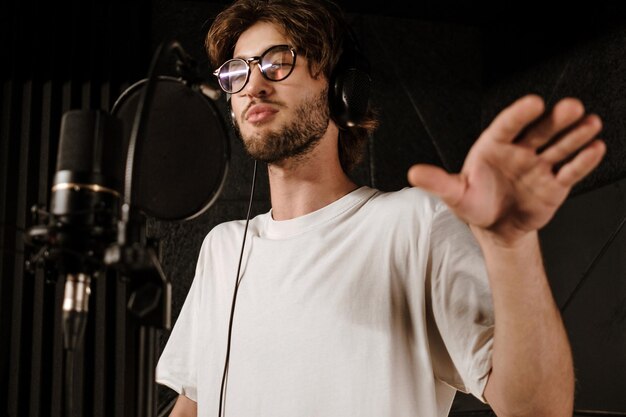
[1,1,626,416]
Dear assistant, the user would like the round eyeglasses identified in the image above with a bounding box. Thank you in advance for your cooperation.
[213,44,297,94]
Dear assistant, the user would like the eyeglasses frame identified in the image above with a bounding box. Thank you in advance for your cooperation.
[212,44,297,94]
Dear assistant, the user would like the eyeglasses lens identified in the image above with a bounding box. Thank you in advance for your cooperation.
[218,45,294,93]
[218,61,248,94]
[260,46,294,81]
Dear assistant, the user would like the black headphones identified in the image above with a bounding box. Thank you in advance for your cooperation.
[328,27,372,130]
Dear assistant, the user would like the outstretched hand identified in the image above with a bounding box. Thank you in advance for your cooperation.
[408,94,606,246]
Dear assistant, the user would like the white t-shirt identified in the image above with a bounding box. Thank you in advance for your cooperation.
[156,186,494,417]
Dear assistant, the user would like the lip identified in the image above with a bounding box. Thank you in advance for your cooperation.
[245,104,278,123]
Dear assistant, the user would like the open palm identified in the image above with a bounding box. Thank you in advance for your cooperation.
[408,94,606,244]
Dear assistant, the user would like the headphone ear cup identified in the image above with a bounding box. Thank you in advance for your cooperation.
[329,37,372,129]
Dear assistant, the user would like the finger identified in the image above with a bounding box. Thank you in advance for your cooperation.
[516,97,586,149]
[482,94,545,144]
[540,114,603,164]
[556,139,606,187]
[408,164,467,207]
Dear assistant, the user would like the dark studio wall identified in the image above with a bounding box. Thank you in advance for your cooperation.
[1,1,625,416]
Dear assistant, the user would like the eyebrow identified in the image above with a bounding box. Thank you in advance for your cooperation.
[233,43,287,59]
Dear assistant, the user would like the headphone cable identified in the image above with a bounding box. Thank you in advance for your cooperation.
[218,159,258,417]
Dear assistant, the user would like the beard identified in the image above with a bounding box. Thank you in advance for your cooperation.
[233,88,330,164]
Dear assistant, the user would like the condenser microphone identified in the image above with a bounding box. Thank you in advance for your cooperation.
[44,109,124,349]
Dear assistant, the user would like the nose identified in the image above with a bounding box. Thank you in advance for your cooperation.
[243,61,272,97]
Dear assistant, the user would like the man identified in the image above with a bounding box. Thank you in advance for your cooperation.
[156,0,606,416]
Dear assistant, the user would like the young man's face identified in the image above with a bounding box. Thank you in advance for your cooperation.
[229,21,332,164]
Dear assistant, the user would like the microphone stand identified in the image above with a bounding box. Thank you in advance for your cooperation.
[105,204,170,417]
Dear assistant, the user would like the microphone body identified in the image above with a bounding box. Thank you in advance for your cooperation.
[48,110,124,350]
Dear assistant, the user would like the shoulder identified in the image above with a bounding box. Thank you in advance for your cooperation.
[365,186,447,219]
[198,211,270,257]
[365,186,473,245]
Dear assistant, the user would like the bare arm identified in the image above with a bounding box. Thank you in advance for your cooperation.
[475,230,573,416]
[408,94,605,416]
[169,395,197,417]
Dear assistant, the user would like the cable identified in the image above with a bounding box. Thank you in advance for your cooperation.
[218,160,258,417]
[118,40,171,247]
[64,348,75,417]
[120,40,192,238]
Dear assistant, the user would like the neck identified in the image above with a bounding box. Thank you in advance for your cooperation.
[267,129,358,221]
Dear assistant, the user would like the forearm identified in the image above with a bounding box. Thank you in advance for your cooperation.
[474,229,574,417]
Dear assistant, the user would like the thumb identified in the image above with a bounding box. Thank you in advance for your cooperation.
[407,164,467,207]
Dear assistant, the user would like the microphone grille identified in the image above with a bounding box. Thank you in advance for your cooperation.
[57,110,124,182]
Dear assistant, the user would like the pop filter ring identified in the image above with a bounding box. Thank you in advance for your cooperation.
[111,75,230,222]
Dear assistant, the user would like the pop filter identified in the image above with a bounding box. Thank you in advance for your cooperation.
[111,76,229,221]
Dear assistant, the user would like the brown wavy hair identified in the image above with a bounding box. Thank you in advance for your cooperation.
[205,0,379,173]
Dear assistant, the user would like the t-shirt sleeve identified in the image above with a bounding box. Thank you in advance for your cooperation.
[155,236,208,402]
[425,201,494,403]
